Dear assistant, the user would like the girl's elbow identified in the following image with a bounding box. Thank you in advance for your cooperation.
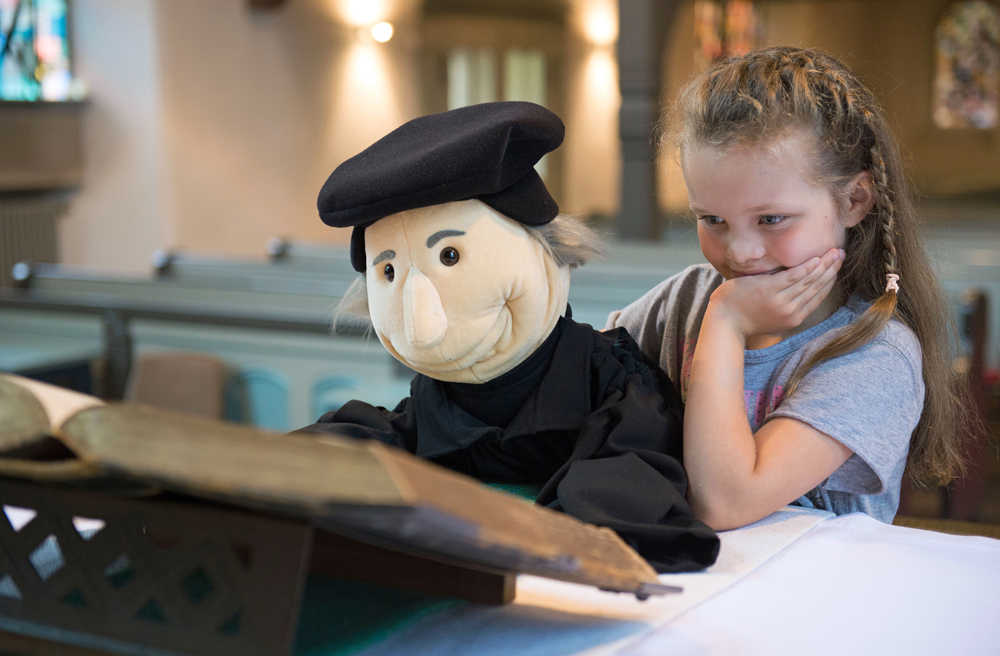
[690,495,745,531]
[697,509,745,532]
[691,487,776,531]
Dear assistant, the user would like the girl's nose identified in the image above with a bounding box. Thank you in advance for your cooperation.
[726,234,765,265]
[402,266,447,349]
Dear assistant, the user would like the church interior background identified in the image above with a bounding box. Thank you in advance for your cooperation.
[1,0,999,525]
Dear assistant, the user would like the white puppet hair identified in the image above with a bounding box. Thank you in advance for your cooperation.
[527,213,608,269]
[332,275,372,333]
[332,214,606,331]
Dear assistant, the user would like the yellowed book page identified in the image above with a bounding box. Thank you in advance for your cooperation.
[0,375,51,450]
[0,373,104,431]
[60,404,406,510]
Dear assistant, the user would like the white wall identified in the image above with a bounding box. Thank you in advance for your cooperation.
[62,0,422,270]
[60,0,169,272]
[561,0,621,219]
[158,0,422,257]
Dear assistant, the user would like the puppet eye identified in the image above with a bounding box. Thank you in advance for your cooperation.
[439,247,459,266]
[384,263,394,282]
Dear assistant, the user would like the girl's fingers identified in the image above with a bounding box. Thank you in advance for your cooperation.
[778,249,841,299]
[795,253,840,297]
[791,248,839,283]
[797,264,840,316]
[788,252,842,308]
[782,257,821,286]
[767,258,819,303]
[800,257,831,289]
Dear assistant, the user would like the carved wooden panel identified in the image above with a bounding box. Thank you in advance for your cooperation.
[0,478,311,656]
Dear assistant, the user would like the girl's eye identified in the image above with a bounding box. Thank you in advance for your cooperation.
[384,263,394,282]
[699,215,724,226]
[761,215,787,225]
[440,247,459,266]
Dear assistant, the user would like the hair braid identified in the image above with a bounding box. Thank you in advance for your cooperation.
[870,145,899,279]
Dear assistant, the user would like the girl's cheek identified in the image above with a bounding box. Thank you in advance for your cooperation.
[772,227,830,268]
[697,231,726,270]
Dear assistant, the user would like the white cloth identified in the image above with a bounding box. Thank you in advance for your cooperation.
[358,507,832,655]
[356,510,1000,656]
[622,513,1000,656]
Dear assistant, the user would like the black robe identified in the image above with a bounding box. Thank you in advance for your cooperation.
[298,316,719,572]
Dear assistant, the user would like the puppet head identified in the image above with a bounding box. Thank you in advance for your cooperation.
[362,199,570,383]
[319,102,601,383]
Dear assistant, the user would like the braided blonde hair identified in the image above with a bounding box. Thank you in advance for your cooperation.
[673,47,968,487]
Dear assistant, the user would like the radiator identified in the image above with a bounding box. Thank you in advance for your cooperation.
[0,195,63,287]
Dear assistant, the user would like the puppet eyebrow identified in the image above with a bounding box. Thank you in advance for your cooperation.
[426,230,465,249]
[371,250,396,267]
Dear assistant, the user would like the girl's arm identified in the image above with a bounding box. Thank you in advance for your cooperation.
[684,248,852,530]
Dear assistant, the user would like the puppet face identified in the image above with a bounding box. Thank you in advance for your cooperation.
[364,200,569,383]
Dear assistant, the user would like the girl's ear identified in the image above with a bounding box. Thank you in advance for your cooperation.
[843,170,876,228]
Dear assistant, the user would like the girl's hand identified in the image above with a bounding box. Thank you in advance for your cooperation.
[709,247,845,338]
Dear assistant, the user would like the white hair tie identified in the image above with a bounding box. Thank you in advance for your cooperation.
[885,273,899,294]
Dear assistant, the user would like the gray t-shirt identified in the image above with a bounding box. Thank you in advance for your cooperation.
[606,264,924,523]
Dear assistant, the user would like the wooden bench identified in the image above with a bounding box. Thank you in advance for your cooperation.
[0,274,410,431]
[4,227,999,433]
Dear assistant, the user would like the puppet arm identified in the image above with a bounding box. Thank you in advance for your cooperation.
[295,398,418,453]
[535,331,719,573]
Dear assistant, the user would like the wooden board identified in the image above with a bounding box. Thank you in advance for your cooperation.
[59,404,661,593]
[0,376,666,597]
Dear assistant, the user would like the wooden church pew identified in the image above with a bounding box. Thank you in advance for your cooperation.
[0,273,409,431]
[3,224,999,435]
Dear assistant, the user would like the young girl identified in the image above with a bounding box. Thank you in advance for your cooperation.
[607,47,968,530]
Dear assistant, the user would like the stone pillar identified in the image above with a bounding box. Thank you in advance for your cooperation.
[616,0,676,240]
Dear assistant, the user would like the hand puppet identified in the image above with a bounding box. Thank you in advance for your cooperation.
[300,102,718,572]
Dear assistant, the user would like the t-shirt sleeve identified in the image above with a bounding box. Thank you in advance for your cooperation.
[765,332,924,495]
[604,281,673,368]
[605,265,722,394]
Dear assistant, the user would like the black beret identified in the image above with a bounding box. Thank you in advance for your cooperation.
[317,101,564,272]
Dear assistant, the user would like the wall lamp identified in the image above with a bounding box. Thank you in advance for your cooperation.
[371,22,394,42]
[355,21,394,43]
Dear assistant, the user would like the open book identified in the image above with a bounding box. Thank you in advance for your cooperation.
[0,374,674,599]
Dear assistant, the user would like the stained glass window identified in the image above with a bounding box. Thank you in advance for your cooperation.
[0,0,72,101]
[933,1,1000,129]
[695,0,761,70]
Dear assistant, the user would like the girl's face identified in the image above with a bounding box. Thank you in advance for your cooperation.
[683,137,858,281]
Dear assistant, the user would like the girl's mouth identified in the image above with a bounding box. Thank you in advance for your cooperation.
[732,267,784,278]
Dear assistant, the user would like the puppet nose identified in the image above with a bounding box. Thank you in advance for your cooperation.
[403,267,447,349]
